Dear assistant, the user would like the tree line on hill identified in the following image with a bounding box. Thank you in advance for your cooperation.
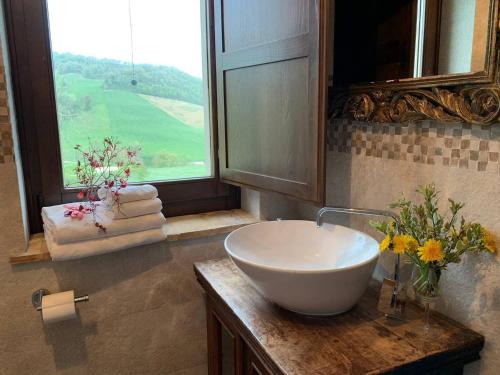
[53,52,204,106]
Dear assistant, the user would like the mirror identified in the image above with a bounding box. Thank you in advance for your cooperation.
[334,0,491,85]
[331,0,500,125]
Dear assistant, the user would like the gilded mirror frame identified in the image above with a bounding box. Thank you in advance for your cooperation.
[331,0,500,125]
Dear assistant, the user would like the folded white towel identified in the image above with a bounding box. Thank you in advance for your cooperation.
[42,203,166,244]
[112,198,163,219]
[98,184,158,205]
[44,227,167,261]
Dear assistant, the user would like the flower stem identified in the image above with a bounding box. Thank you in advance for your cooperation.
[423,301,431,330]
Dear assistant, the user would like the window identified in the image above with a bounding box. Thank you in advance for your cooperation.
[47,0,213,185]
[4,0,239,233]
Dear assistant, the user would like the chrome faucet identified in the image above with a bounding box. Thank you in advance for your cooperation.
[316,206,397,227]
[315,206,404,320]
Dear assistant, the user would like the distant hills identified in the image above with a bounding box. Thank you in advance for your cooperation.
[52,52,204,105]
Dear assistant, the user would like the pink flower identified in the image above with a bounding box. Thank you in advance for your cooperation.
[69,139,139,230]
[63,203,96,220]
[90,160,101,169]
[70,210,84,220]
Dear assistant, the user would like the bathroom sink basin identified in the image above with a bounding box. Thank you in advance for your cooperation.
[224,220,379,315]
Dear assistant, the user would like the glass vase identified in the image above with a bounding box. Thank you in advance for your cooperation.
[411,265,440,330]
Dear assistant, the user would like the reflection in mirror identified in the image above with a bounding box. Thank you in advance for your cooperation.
[334,0,490,85]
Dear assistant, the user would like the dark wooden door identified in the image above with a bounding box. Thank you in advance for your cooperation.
[214,0,327,204]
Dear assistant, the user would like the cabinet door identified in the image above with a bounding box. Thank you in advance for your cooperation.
[214,0,327,203]
[245,348,272,375]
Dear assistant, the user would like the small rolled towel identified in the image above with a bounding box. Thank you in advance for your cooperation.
[42,203,166,244]
[112,198,163,219]
[98,184,158,205]
[44,227,167,261]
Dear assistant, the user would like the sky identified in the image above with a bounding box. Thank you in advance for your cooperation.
[47,0,204,78]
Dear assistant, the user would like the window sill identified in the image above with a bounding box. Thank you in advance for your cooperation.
[10,209,260,264]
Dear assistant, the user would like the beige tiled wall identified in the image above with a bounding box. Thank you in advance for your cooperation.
[329,119,500,173]
[0,236,226,374]
[321,118,500,375]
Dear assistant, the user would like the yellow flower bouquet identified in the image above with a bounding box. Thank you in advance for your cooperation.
[371,184,496,299]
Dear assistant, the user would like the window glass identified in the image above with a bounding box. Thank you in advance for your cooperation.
[47,0,212,185]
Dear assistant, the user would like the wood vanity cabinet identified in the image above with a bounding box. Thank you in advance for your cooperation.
[207,299,273,375]
[196,259,485,375]
[212,0,328,204]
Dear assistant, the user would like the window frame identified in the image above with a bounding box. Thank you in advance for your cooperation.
[3,0,239,234]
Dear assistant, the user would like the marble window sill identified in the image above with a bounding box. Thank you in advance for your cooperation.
[10,209,260,264]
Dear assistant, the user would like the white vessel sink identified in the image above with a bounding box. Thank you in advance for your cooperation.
[224,220,379,315]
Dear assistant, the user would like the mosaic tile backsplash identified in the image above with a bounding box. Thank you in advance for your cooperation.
[0,48,13,164]
[329,119,500,174]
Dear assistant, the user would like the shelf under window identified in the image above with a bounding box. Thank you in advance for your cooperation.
[9,209,260,264]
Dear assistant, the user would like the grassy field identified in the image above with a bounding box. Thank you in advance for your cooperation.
[56,73,210,185]
[140,95,205,129]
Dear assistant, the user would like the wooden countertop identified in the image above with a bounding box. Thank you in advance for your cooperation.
[194,258,485,375]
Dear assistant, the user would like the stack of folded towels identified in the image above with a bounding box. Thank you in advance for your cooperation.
[42,184,166,261]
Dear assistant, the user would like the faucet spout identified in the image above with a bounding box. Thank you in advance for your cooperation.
[315,206,403,320]
[315,206,397,227]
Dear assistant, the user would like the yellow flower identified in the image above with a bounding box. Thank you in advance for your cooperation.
[393,234,418,254]
[482,229,497,253]
[418,239,444,262]
[379,234,391,252]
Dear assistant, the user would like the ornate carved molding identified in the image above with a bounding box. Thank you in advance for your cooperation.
[332,85,500,125]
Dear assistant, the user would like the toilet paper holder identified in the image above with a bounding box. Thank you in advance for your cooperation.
[32,289,89,311]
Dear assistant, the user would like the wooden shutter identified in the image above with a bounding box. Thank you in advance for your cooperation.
[214,0,327,203]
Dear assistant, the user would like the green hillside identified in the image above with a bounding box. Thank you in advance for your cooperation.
[55,72,210,184]
[53,52,204,105]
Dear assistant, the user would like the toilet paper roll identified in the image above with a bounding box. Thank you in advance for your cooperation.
[41,290,77,324]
